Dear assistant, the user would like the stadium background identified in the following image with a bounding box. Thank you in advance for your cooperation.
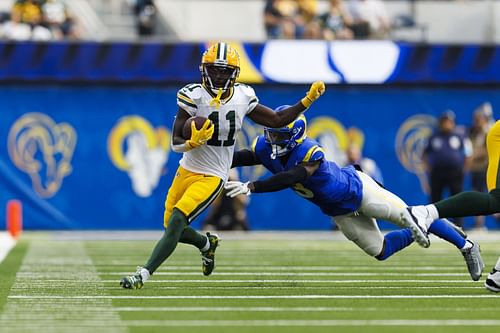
[0,1,499,231]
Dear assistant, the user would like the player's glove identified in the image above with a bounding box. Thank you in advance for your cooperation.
[301,80,325,108]
[224,181,251,198]
[186,119,214,150]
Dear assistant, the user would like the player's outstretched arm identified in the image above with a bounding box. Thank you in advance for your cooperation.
[225,161,320,197]
[231,149,261,168]
[248,81,325,128]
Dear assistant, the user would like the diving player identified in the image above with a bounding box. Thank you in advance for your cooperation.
[120,43,326,289]
[226,107,484,281]
[405,120,500,291]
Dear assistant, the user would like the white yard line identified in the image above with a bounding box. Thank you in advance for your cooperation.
[101,272,470,277]
[121,319,500,327]
[0,241,128,333]
[115,306,496,312]
[99,279,475,283]
[0,233,16,264]
[8,295,499,299]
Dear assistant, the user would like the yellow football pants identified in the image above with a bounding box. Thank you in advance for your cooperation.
[163,166,223,227]
[486,120,500,191]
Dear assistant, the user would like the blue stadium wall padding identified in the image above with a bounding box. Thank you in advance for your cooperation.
[1,41,500,84]
[0,85,498,230]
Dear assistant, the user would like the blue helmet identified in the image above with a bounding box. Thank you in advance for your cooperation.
[264,105,307,158]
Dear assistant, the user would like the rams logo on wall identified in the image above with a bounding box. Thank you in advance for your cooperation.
[8,113,77,198]
[108,116,170,197]
[395,114,437,194]
[308,116,364,166]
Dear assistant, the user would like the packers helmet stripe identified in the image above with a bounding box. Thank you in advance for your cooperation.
[216,43,227,62]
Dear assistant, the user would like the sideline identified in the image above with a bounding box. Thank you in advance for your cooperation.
[0,233,16,264]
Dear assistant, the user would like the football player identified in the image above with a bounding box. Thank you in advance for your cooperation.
[404,120,500,291]
[225,108,484,281]
[120,43,326,289]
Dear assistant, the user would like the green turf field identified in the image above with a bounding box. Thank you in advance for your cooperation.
[1,232,499,333]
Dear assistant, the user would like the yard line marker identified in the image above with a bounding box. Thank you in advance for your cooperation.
[0,241,127,333]
[115,306,496,312]
[102,272,470,277]
[9,295,499,299]
[0,232,16,264]
[103,286,480,290]
[100,279,475,283]
[122,319,500,326]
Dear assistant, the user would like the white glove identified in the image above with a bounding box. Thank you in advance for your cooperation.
[224,181,251,198]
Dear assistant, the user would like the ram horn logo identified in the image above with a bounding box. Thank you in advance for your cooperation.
[108,116,170,197]
[308,116,364,166]
[395,114,437,194]
[8,113,77,198]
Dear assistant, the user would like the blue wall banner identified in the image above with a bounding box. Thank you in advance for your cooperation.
[0,85,498,230]
[1,41,500,84]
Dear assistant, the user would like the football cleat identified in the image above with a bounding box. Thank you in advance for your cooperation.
[400,207,430,248]
[201,232,220,276]
[461,241,484,281]
[485,257,500,292]
[120,266,144,289]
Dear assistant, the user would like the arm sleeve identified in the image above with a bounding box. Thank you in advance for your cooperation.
[231,149,261,167]
[251,165,308,193]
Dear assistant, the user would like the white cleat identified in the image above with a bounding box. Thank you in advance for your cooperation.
[485,257,500,292]
[401,207,430,248]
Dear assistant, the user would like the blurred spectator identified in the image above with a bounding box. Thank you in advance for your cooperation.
[422,110,472,228]
[347,0,390,39]
[1,0,78,40]
[264,0,298,39]
[132,0,157,37]
[202,169,250,231]
[319,0,354,40]
[346,143,384,185]
[297,0,322,39]
[467,105,493,231]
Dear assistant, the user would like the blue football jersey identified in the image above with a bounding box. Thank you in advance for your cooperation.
[252,136,363,217]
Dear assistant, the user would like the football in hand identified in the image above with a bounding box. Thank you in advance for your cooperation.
[182,116,211,139]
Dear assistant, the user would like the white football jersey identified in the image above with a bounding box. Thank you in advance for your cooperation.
[176,83,259,181]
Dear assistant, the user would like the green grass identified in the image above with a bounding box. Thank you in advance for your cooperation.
[1,233,500,333]
[0,240,28,313]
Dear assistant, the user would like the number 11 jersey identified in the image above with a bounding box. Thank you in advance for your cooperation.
[176,83,259,181]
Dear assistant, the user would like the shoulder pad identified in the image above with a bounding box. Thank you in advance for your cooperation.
[300,141,325,163]
[236,83,259,112]
[177,84,202,115]
[252,135,267,154]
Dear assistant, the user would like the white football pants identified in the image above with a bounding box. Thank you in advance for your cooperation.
[334,171,409,257]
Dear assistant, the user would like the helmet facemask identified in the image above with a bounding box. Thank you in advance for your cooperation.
[265,127,295,159]
[201,63,239,93]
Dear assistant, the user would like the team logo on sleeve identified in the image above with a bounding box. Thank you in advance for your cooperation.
[395,114,437,194]
[108,116,170,197]
[8,113,77,198]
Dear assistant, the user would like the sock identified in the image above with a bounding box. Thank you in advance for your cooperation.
[425,204,439,220]
[200,236,210,252]
[139,267,150,282]
[434,191,500,218]
[179,226,208,250]
[144,208,188,274]
[460,240,473,251]
[428,219,466,249]
[495,257,500,271]
[376,229,413,260]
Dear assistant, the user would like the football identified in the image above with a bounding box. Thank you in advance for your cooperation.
[182,116,210,139]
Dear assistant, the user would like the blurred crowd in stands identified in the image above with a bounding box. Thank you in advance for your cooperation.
[264,0,391,40]
[0,0,78,41]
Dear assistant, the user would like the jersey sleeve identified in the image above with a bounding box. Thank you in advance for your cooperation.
[238,84,259,114]
[301,144,325,163]
[251,135,268,160]
[176,84,200,116]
